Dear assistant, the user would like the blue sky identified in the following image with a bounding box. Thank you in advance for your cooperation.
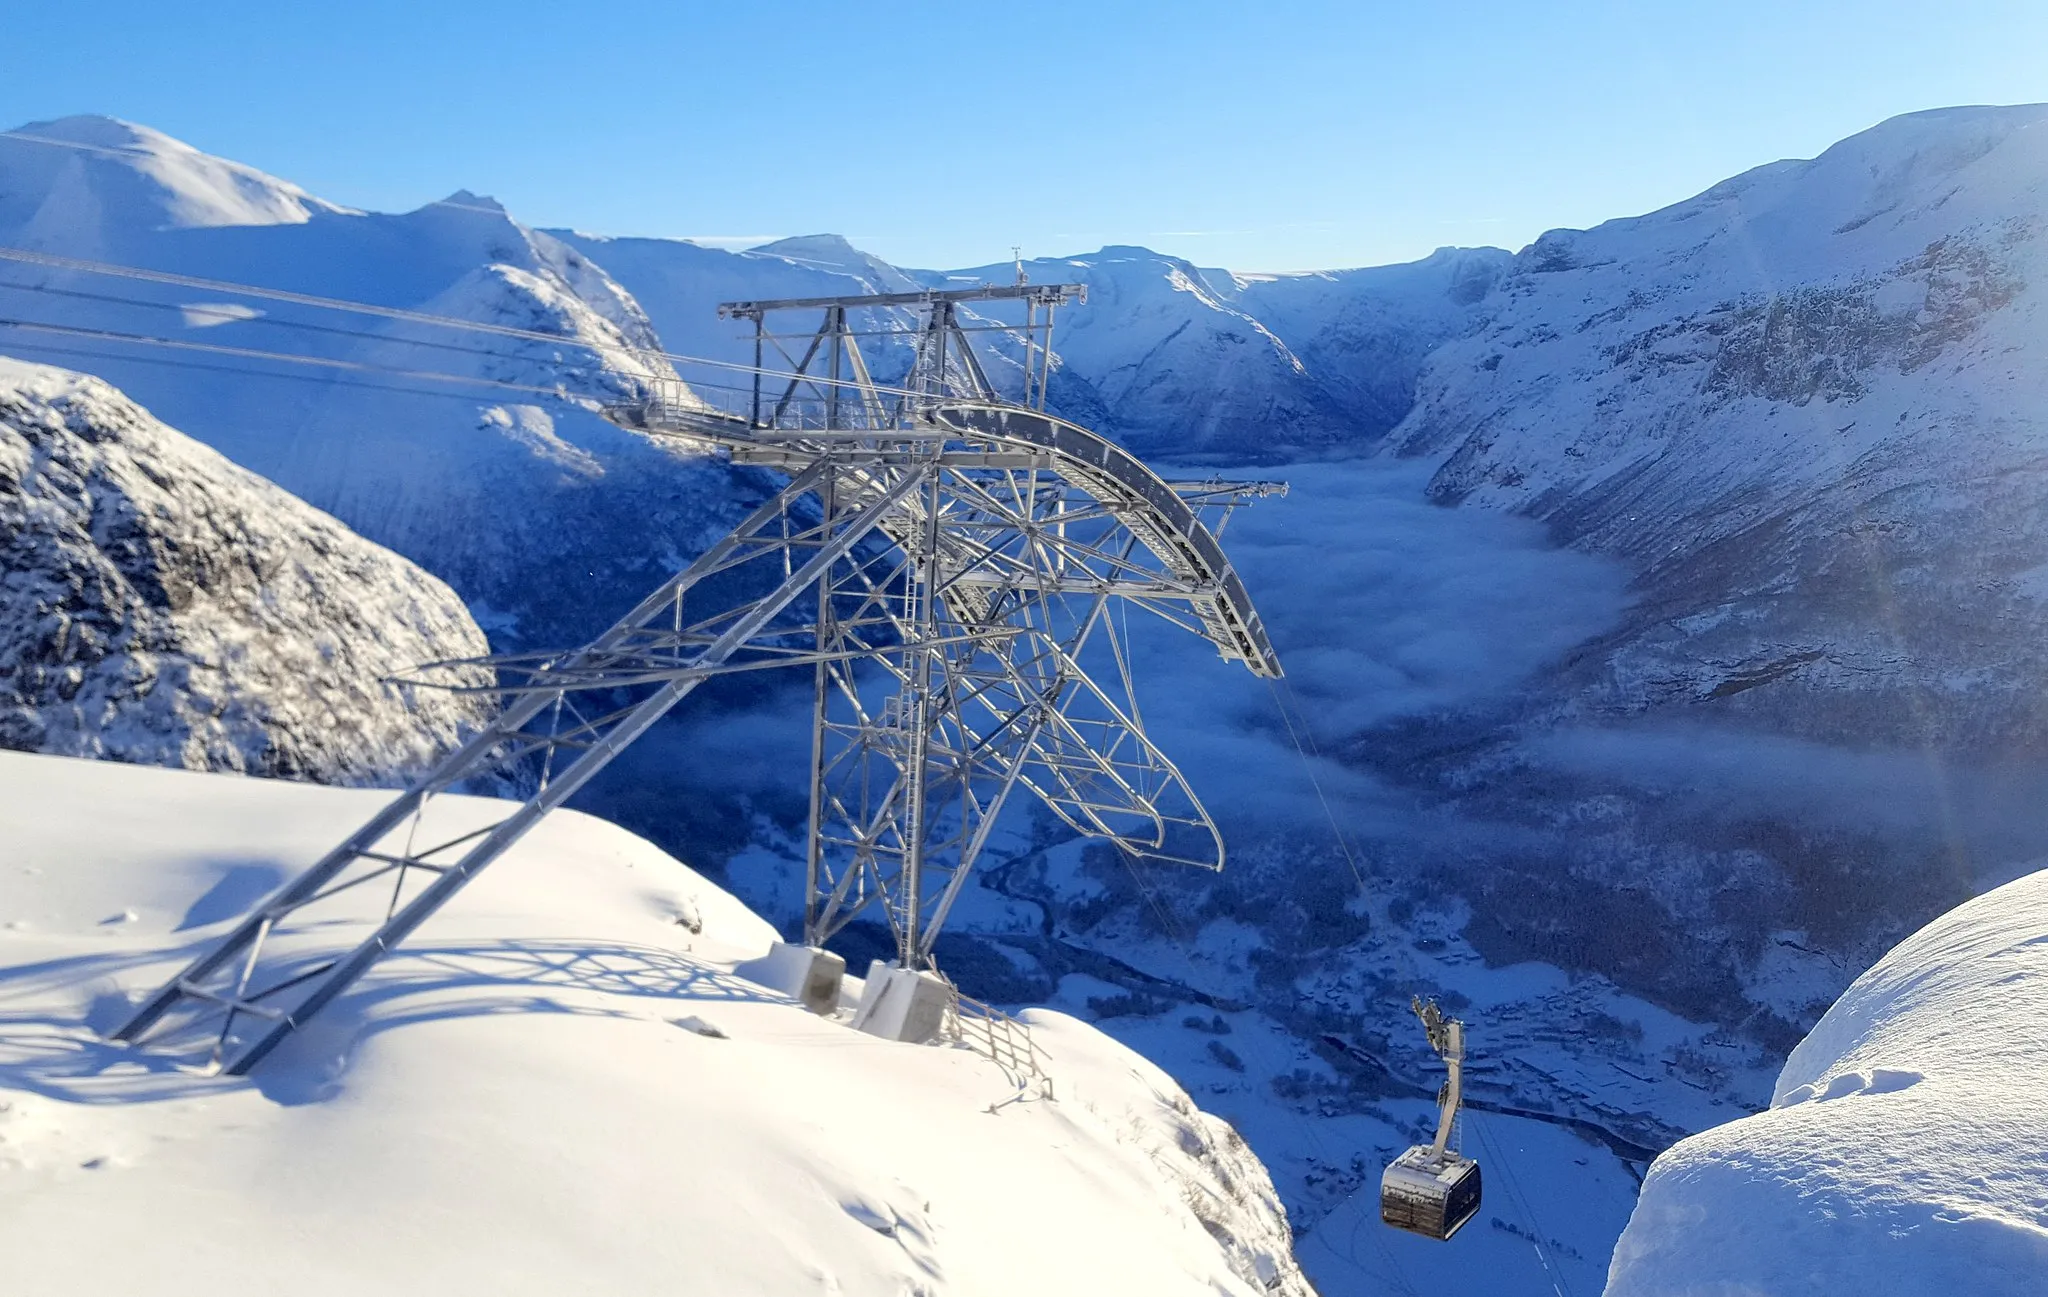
[6,1,2044,271]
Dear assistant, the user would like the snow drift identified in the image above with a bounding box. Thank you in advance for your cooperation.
[0,750,1311,1297]
[0,356,492,782]
[1606,865,2048,1295]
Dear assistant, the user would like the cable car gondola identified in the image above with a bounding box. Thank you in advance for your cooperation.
[1381,996,1482,1241]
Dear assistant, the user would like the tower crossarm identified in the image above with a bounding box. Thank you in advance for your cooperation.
[718,283,1087,318]
[610,396,1283,679]
[930,402,1280,677]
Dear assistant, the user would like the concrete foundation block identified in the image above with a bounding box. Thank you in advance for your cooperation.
[739,942,846,1015]
[848,961,952,1044]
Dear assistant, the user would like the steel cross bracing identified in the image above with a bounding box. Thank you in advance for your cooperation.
[109,463,919,1073]
[626,286,1284,965]
[110,282,1283,1073]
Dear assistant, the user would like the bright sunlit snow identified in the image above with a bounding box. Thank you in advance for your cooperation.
[0,750,1308,1296]
[1608,865,2048,1295]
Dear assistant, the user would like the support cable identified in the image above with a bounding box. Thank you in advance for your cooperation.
[0,244,961,404]
[1471,1111,1576,1297]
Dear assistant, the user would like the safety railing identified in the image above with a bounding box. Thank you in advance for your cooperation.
[619,373,944,437]
[943,982,1050,1093]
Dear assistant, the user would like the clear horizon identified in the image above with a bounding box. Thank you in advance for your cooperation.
[5,1,2045,272]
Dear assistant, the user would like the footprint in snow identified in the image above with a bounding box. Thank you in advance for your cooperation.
[1781,1067,1923,1106]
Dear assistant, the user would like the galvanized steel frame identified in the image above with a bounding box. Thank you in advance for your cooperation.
[109,283,1281,1072]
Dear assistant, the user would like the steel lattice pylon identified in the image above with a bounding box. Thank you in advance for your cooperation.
[109,282,1284,1074]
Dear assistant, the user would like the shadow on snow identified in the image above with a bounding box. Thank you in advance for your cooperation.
[0,937,777,1107]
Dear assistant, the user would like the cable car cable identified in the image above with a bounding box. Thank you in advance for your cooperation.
[0,315,596,400]
[0,279,783,408]
[1470,1110,1576,1297]
[0,244,975,405]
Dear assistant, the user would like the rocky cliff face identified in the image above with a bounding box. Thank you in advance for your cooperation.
[0,356,493,782]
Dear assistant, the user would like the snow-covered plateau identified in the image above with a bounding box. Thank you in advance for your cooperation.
[1607,866,2048,1295]
[0,749,1310,1297]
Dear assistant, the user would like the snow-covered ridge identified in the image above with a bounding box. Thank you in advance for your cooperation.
[905,244,1508,459]
[0,116,349,249]
[1392,102,2048,539]
[0,118,750,658]
[0,750,1312,1297]
[1606,864,2048,1295]
[0,356,493,783]
[546,233,1508,461]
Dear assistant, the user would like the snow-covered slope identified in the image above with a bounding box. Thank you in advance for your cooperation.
[936,246,1355,460]
[1353,104,2048,1025]
[0,116,347,255]
[1233,246,1510,443]
[0,750,1311,1297]
[1397,103,2048,564]
[1606,865,2048,1295]
[544,229,924,386]
[755,233,924,293]
[0,117,746,654]
[1391,103,2048,741]
[0,357,491,782]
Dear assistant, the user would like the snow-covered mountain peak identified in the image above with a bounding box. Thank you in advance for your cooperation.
[1515,102,2048,287]
[429,188,508,214]
[1710,102,2048,215]
[0,115,346,245]
[1041,244,1233,298]
[747,232,920,292]
[1081,244,1193,263]
[390,190,553,256]
[1395,102,2048,517]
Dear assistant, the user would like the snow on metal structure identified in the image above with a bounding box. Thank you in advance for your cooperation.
[109,282,1284,1074]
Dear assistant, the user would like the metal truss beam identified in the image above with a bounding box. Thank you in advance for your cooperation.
[111,463,920,1073]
